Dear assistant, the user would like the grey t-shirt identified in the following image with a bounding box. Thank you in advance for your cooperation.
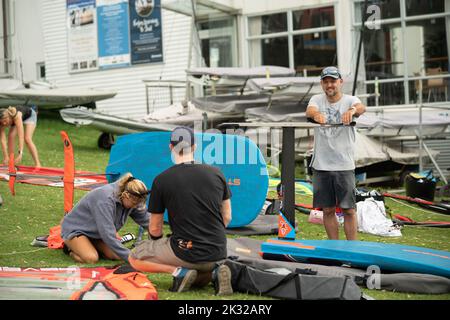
[308,93,361,171]
[61,182,150,261]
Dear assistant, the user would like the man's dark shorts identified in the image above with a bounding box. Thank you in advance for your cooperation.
[312,169,356,209]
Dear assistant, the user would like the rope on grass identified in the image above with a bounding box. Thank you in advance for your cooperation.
[389,197,440,215]
[0,248,46,256]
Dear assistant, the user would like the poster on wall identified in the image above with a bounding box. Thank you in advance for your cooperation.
[96,0,131,69]
[67,0,98,73]
[129,0,163,65]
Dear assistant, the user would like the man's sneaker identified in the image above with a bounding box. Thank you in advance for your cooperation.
[212,264,233,296]
[169,267,198,293]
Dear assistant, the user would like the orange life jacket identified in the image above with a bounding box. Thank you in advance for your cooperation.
[71,271,158,300]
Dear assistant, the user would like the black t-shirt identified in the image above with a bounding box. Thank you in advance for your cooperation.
[148,162,231,263]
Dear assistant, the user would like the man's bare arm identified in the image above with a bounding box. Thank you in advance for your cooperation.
[306,105,326,124]
[220,199,232,228]
[148,213,164,238]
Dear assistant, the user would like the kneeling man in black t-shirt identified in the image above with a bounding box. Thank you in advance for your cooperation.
[129,126,233,295]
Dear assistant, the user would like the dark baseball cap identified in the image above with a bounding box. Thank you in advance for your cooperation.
[320,66,342,80]
[170,126,195,147]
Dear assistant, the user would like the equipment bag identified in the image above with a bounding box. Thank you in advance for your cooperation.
[405,170,437,202]
[224,259,363,300]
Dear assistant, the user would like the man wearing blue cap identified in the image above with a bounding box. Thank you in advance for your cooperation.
[306,66,366,240]
[129,126,233,295]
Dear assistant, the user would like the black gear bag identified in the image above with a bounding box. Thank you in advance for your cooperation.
[224,259,363,300]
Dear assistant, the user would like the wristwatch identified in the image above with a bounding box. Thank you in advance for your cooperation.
[349,106,357,115]
[18,150,23,155]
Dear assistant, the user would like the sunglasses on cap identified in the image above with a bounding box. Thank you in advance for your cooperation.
[320,67,341,80]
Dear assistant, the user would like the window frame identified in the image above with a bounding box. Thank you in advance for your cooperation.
[36,62,46,81]
[196,15,239,67]
[351,0,450,105]
[245,4,338,72]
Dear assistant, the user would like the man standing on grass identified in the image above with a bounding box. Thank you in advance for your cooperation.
[305,66,366,240]
[129,126,233,295]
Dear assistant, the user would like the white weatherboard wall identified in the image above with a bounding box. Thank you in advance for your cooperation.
[13,0,46,82]
[41,0,192,119]
[0,0,45,80]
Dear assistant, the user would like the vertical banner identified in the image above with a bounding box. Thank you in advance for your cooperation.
[97,0,131,69]
[129,0,163,65]
[67,0,98,73]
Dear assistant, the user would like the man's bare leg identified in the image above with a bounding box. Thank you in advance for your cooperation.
[128,256,177,274]
[322,207,339,240]
[343,208,358,240]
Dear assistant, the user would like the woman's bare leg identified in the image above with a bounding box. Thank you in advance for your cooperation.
[7,126,16,155]
[64,235,99,264]
[91,239,121,261]
[24,123,41,167]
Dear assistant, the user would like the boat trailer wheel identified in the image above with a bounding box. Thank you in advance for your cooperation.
[98,132,115,149]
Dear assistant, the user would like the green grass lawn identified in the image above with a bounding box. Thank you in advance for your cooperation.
[0,111,449,300]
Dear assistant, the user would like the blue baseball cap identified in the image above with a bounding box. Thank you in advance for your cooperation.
[170,126,195,147]
[320,66,342,80]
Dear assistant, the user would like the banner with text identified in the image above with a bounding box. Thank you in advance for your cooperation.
[67,0,98,73]
[67,0,164,72]
[97,0,131,69]
[129,0,163,65]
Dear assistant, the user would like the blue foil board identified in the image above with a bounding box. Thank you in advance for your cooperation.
[106,131,269,228]
[261,239,450,278]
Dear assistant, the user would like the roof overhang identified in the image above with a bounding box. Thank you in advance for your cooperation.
[161,0,241,18]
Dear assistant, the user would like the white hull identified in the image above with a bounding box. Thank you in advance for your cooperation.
[60,104,243,134]
[0,79,116,108]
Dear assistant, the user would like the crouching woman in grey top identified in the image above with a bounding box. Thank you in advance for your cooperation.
[61,173,150,264]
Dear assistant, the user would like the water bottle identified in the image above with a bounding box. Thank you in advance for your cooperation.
[336,207,344,226]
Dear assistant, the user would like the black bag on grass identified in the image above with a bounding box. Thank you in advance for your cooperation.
[224,259,363,300]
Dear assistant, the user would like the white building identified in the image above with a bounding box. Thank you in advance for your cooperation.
[1,0,449,176]
[1,0,449,117]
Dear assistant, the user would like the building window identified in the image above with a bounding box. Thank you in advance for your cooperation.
[249,37,290,68]
[353,0,450,105]
[363,22,404,80]
[197,17,237,67]
[405,0,446,16]
[354,0,401,23]
[36,62,46,81]
[407,18,448,72]
[294,31,337,76]
[293,6,335,29]
[247,6,337,75]
[248,12,288,36]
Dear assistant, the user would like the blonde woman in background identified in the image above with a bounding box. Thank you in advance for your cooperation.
[0,106,41,167]
[61,173,151,264]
